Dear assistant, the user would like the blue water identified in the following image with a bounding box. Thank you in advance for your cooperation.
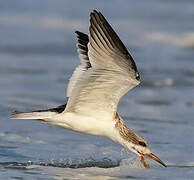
[0,0,194,179]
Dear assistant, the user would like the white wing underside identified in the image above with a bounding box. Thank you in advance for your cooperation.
[67,31,91,97]
[67,65,88,97]
[65,10,140,119]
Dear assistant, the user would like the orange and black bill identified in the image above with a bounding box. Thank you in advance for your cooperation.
[140,154,150,168]
[140,153,167,168]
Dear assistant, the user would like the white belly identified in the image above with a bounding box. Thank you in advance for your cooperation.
[55,112,115,137]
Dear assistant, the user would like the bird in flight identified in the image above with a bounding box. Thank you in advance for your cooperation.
[11,10,167,168]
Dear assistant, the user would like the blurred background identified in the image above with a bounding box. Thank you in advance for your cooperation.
[0,0,194,179]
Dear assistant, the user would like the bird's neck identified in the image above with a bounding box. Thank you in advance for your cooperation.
[113,113,140,150]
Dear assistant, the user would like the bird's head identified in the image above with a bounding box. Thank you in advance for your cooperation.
[125,135,167,168]
[114,114,167,168]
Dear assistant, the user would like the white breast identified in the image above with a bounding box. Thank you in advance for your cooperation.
[55,112,116,137]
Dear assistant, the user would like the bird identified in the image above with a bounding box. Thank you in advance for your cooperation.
[11,10,167,168]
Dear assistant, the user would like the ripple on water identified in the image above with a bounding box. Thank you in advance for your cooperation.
[0,158,120,170]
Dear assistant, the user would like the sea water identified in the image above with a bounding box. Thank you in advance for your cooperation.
[0,0,194,179]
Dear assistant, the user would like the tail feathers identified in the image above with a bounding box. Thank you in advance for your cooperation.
[10,104,67,120]
[10,111,57,120]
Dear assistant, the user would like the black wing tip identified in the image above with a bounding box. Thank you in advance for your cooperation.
[75,31,85,37]
[91,9,99,14]
[12,111,22,115]
[75,31,88,40]
[75,31,82,36]
[90,9,102,18]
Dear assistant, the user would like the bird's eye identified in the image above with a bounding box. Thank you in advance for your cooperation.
[138,141,146,147]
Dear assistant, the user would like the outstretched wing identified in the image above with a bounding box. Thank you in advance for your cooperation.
[65,10,140,119]
[67,31,91,97]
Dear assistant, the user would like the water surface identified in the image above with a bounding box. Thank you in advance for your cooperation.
[0,0,194,179]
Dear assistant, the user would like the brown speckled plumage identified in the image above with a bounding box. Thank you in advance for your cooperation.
[114,112,146,146]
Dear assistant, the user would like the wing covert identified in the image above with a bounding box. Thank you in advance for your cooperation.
[65,10,140,118]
